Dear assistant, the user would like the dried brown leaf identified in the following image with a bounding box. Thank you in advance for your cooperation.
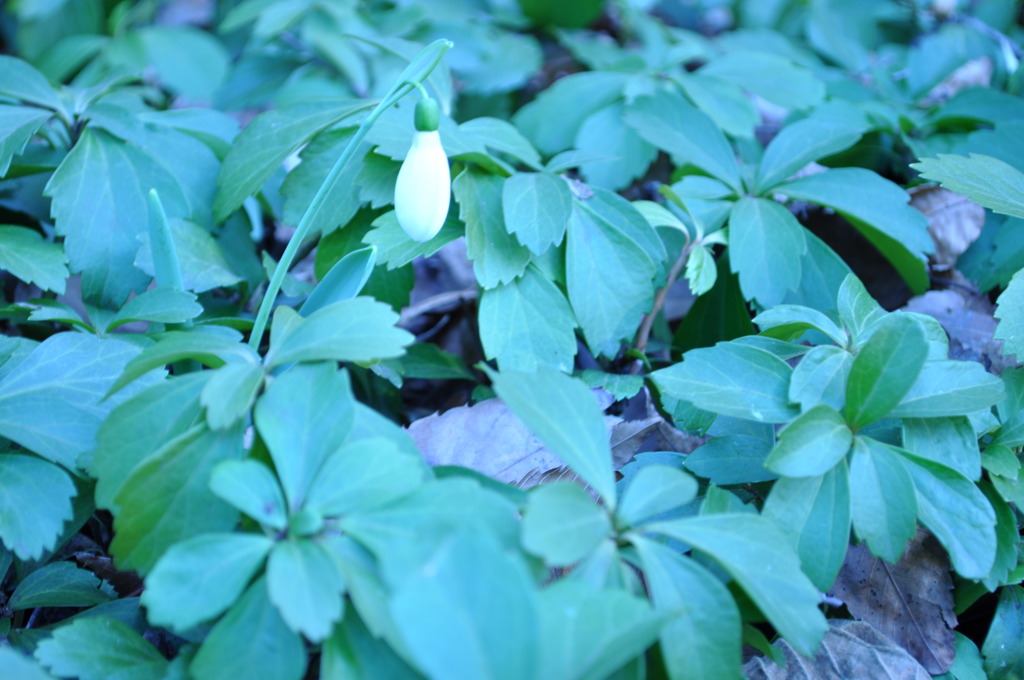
[828,530,957,674]
[922,56,993,105]
[910,186,985,271]
[902,285,1011,371]
[743,620,931,680]
[408,387,700,489]
[409,397,573,487]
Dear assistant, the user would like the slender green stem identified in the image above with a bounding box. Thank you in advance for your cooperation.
[247,40,452,350]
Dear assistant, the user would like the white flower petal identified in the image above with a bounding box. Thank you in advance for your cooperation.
[394,131,451,242]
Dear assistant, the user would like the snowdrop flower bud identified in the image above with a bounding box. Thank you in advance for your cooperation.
[394,98,450,242]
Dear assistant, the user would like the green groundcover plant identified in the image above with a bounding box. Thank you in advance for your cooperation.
[0,0,1023,678]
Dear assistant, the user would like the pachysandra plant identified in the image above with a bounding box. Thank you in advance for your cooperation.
[394,97,451,242]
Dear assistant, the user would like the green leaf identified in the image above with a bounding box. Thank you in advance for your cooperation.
[214,99,366,222]
[754,304,847,346]
[9,561,112,610]
[142,532,274,633]
[575,102,658,191]
[209,459,287,530]
[781,230,855,314]
[889,361,1006,418]
[302,246,376,317]
[430,22,534,93]
[676,72,760,139]
[982,444,1020,480]
[581,188,667,270]
[980,481,1018,590]
[545,149,617,174]
[756,118,864,191]
[389,528,539,680]
[460,117,542,170]
[479,265,578,373]
[0,333,147,468]
[200,362,265,430]
[618,465,698,527]
[453,168,531,288]
[0,457,71,559]
[265,298,413,368]
[35,617,168,680]
[766,405,853,477]
[837,274,886,341]
[135,218,243,293]
[630,536,742,680]
[190,577,307,680]
[900,452,997,579]
[363,210,464,268]
[46,128,190,306]
[512,71,629,156]
[0,56,62,110]
[320,609,422,680]
[646,514,827,657]
[729,197,807,307]
[490,366,616,507]
[578,370,644,402]
[537,580,664,680]
[145,189,181,291]
[521,482,611,567]
[140,193,176,289]
[777,169,932,294]
[623,89,741,192]
[673,255,754,354]
[701,51,824,110]
[502,172,573,254]
[107,288,203,331]
[138,26,229,100]
[994,268,1024,359]
[912,154,1024,220]
[254,363,355,511]
[268,538,346,642]
[111,424,243,574]
[685,245,717,296]
[109,330,257,396]
[902,417,980,481]
[845,314,927,429]
[848,437,918,564]
[0,648,54,680]
[281,128,367,238]
[340,478,521,588]
[304,437,426,517]
[650,341,799,423]
[566,203,656,357]
[941,632,987,680]
[981,585,1024,680]
[684,431,776,485]
[92,372,208,511]
[0,224,68,294]
[0,106,51,175]
[762,462,851,591]
[789,345,852,412]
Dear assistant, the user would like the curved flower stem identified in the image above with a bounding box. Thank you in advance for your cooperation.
[248,39,453,351]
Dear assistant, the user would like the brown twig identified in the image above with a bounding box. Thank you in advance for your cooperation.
[632,242,695,364]
[399,287,478,327]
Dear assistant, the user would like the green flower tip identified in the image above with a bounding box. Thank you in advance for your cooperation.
[414,98,440,132]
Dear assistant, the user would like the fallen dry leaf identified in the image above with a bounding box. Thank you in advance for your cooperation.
[921,56,993,105]
[408,387,701,489]
[911,186,986,272]
[828,530,957,674]
[902,284,1012,372]
[743,620,931,680]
